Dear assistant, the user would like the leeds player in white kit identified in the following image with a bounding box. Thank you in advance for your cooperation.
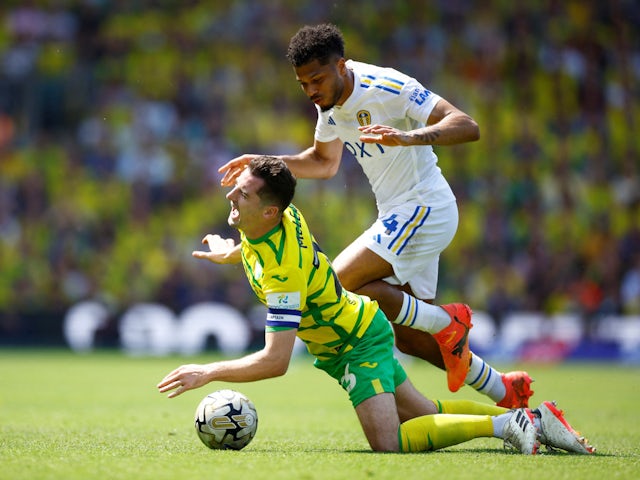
[220,23,533,408]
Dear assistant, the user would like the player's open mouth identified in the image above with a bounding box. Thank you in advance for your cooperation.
[230,203,239,220]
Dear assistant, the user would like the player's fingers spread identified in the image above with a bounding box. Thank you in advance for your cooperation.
[157,372,177,386]
[158,377,184,392]
[219,159,243,178]
[158,366,184,384]
[168,382,190,398]
[201,234,218,246]
[220,172,233,186]
[218,159,236,173]
[360,133,383,143]
[167,389,182,399]
[156,379,173,390]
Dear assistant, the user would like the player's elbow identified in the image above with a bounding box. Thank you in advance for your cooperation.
[312,156,340,179]
[467,117,480,142]
[268,360,289,378]
[311,150,341,179]
[317,164,339,179]
[263,355,290,378]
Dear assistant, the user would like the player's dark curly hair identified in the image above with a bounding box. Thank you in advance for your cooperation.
[249,156,297,213]
[286,23,345,67]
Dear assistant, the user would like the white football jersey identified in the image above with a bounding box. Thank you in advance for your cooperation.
[314,60,456,214]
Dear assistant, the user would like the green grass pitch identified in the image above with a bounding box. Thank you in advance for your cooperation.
[1,349,638,480]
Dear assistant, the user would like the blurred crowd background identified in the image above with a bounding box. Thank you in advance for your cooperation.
[0,0,638,346]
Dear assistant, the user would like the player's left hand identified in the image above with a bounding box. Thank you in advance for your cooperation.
[157,364,211,398]
[358,124,410,146]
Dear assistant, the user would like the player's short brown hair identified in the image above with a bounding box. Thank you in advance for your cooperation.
[248,156,297,213]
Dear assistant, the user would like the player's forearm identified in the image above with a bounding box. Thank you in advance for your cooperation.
[205,350,288,383]
[278,149,326,179]
[409,113,480,146]
[279,145,340,179]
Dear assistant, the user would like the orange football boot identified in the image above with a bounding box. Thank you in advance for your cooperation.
[432,303,473,392]
[497,371,534,408]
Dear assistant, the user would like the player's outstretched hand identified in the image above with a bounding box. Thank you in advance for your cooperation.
[193,234,241,264]
[218,154,258,186]
[157,364,211,398]
[358,124,410,146]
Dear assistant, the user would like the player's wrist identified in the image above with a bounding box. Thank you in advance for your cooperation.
[224,247,243,264]
[406,130,425,146]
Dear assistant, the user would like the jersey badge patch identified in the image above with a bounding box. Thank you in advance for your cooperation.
[266,291,301,310]
[356,110,372,127]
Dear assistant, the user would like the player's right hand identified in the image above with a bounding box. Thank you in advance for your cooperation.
[218,154,258,186]
[192,234,241,264]
[157,363,211,398]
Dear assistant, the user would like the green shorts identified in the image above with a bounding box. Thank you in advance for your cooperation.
[314,309,408,407]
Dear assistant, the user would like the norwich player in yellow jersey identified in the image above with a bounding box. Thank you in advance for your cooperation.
[157,156,593,455]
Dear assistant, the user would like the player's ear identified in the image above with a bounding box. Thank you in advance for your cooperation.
[263,205,279,221]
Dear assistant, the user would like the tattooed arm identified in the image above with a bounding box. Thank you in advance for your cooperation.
[359,98,480,147]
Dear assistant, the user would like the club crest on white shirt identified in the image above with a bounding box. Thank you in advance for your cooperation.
[356,110,371,126]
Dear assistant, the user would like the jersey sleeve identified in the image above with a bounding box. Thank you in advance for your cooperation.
[314,106,339,142]
[263,267,307,332]
[401,76,442,124]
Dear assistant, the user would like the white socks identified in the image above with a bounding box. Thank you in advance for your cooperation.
[465,353,506,403]
[393,292,451,333]
[492,412,512,437]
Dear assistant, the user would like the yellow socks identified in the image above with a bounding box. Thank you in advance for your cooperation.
[397,400,510,452]
[398,413,494,452]
[435,399,508,416]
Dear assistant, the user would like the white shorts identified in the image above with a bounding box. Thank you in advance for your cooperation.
[358,201,458,299]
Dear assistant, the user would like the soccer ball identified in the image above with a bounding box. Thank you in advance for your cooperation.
[194,389,258,450]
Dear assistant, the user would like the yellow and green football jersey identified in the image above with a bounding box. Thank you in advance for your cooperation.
[240,204,378,361]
